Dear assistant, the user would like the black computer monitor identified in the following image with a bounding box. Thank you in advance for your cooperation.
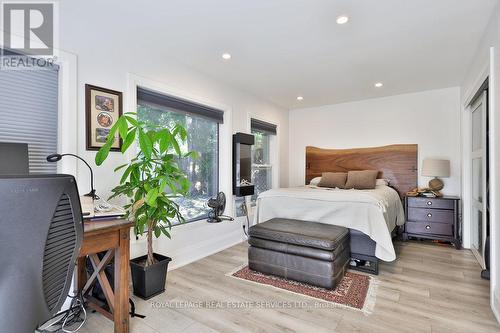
[0,142,29,175]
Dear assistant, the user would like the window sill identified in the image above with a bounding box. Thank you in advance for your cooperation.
[172,215,209,227]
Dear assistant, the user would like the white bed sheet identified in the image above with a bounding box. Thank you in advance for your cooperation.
[254,185,405,261]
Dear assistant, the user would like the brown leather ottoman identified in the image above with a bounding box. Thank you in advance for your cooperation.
[248,218,350,290]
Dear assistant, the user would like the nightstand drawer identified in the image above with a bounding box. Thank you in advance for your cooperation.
[407,197,454,210]
[405,221,453,237]
[408,208,453,224]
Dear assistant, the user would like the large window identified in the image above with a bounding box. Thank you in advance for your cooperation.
[137,88,222,223]
[251,118,277,205]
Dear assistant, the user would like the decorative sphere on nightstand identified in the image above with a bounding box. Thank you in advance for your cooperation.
[429,178,444,191]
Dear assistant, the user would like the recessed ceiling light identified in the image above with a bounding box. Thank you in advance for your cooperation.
[374,82,383,88]
[336,15,349,25]
[296,96,304,101]
[222,53,231,60]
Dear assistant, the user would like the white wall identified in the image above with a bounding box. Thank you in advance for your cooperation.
[58,6,289,269]
[461,0,500,322]
[289,87,461,196]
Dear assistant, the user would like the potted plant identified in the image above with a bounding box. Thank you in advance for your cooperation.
[95,112,194,299]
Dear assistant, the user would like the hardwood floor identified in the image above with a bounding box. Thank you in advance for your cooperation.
[79,241,499,333]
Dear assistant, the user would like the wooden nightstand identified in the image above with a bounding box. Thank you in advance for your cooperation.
[403,196,461,249]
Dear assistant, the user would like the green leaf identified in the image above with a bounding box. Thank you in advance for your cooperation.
[160,226,171,238]
[154,227,161,238]
[114,163,128,172]
[120,165,134,184]
[159,129,172,153]
[167,182,178,195]
[146,130,156,142]
[124,115,138,126]
[145,188,159,207]
[95,142,112,166]
[130,167,140,183]
[121,128,136,153]
[174,124,188,141]
[106,119,120,142]
[118,117,128,141]
[179,177,190,193]
[147,206,158,218]
[184,151,198,159]
[138,130,153,159]
[158,196,171,205]
[171,137,181,156]
[166,209,175,218]
[137,217,146,235]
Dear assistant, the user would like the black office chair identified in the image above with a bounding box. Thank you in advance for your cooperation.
[0,175,84,333]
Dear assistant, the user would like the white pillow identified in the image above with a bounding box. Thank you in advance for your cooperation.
[376,178,390,186]
[309,177,322,186]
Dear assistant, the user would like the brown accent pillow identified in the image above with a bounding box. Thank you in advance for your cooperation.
[345,170,379,190]
[317,172,347,189]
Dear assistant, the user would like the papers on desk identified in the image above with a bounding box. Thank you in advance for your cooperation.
[80,195,126,221]
[90,206,126,221]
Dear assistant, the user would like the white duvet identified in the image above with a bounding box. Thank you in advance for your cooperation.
[254,185,405,261]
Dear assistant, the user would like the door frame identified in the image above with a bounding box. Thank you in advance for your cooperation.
[462,46,500,324]
[469,91,488,267]
[462,61,490,252]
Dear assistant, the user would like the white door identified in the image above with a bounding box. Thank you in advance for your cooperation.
[470,91,488,268]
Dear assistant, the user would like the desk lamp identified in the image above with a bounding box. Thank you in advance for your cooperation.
[46,153,97,199]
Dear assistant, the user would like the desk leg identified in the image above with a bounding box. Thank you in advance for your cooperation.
[114,228,130,333]
[76,257,87,293]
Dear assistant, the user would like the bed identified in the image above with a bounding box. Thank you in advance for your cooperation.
[254,144,418,273]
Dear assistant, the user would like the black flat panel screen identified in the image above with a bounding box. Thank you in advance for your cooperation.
[237,143,252,185]
[0,142,29,175]
[233,133,255,197]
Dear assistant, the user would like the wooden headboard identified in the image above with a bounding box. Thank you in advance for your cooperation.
[305,144,418,196]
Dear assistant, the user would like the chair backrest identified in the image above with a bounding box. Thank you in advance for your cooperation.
[0,174,83,332]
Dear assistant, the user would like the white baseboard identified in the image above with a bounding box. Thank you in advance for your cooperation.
[129,217,247,271]
[166,229,244,271]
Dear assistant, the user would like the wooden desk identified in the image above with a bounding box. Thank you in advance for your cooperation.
[76,219,133,333]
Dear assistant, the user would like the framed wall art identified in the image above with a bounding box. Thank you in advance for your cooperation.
[85,84,123,151]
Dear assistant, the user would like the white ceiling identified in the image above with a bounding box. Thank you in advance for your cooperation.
[61,0,498,109]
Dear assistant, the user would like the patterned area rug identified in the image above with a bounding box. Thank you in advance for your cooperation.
[229,266,376,313]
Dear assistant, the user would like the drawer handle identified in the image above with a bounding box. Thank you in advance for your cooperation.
[425,225,431,230]
[427,201,432,206]
[427,213,432,218]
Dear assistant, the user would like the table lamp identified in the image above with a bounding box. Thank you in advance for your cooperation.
[422,159,450,191]
[46,153,96,199]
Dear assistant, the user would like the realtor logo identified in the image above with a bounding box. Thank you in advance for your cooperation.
[2,2,54,55]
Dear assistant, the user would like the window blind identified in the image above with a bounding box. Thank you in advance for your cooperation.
[137,87,224,123]
[251,118,277,135]
[0,69,59,173]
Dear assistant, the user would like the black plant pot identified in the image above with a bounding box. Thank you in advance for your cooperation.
[130,253,172,300]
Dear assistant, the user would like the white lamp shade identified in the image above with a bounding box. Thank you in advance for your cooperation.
[422,159,450,178]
